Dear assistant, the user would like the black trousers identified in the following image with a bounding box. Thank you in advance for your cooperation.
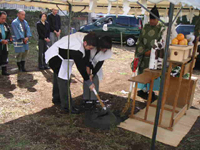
[0,53,8,66]
[52,73,74,110]
[38,39,48,68]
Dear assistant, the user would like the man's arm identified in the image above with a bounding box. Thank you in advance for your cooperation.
[58,15,61,33]
[84,50,91,67]
[25,21,32,37]
[5,23,12,42]
[73,51,90,81]
[69,50,95,88]
[46,22,50,39]
[92,61,104,76]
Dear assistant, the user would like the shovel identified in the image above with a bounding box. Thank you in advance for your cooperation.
[92,88,107,110]
[84,88,118,130]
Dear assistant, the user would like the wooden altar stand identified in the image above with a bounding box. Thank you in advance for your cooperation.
[128,38,199,131]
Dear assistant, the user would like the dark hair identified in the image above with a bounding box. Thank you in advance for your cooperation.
[97,36,112,51]
[39,13,47,19]
[83,32,97,47]
[0,11,7,17]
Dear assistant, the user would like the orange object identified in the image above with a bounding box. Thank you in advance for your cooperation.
[177,33,185,41]
[179,39,187,45]
[183,39,188,45]
[172,38,179,45]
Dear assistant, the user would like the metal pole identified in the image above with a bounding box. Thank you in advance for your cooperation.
[67,2,72,115]
[150,3,174,150]
[172,7,182,25]
[121,32,123,49]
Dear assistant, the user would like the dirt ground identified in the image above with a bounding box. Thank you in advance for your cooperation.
[0,42,200,150]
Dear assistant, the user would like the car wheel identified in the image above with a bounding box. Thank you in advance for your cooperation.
[126,37,136,47]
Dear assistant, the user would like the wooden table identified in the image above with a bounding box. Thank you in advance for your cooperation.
[129,57,197,130]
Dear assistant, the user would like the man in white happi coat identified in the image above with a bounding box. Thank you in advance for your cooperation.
[83,36,112,109]
[45,32,97,114]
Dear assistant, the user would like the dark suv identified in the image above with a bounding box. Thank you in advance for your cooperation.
[79,15,143,47]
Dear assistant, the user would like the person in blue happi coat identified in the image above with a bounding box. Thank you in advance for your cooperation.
[0,11,12,75]
[11,10,32,72]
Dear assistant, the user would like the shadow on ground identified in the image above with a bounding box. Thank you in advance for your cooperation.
[41,69,53,83]
[17,72,38,92]
[0,92,199,150]
[0,75,16,98]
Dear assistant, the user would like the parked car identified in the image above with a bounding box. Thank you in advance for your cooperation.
[91,13,106,22]
[79,15,143,47]
[176,24,200,66]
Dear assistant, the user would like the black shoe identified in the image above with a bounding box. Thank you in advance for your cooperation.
[59,108,69,114]
[2,67,10,76]
[44,66,50,69]
[60,107,80,114]
[52,99,61,105]
[17,62,22,72]
[137,90,148,100]
[39,66,45,70]
[71,107,80,114]
[21,61,27,72]
[52,101,61,106]
[84,100,96,110]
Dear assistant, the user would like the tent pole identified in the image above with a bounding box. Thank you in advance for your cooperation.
[67,1,72,115]
[150,3,174,150]
[172,7,182,25]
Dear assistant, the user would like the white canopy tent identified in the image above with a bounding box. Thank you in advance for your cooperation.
[0,0,200,14]
[0,0,199,150]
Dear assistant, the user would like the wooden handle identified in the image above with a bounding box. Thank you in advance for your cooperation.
[93,89,105,108]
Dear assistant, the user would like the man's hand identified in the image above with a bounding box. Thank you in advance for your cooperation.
[24,37,28,41]
[145,50,151,56]
[1,40,8,45]
[23,37,28,44]
[10,37,13,42]
[23,37,28,43]
[89,83,95,91]
[45,38,50,43]
[56,32,60,37]
[89,74,93,81]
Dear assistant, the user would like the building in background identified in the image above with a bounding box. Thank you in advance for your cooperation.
[0,3,44,11]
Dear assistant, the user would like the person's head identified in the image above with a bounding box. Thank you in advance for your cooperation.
[149,5,159,26]
[97,36,112,52]
[17,10,25,21]
[83,32,97,50]
[39,13,47,22]
[0,11,7,24]
[52,8,58,15]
